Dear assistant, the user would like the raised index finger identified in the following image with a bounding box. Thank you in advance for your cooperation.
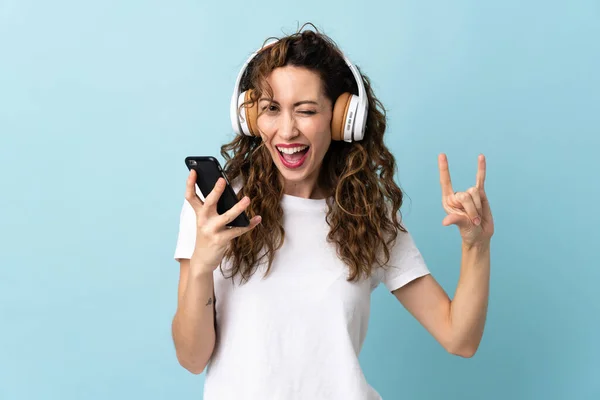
[476,154,486,189]
[438,153,454,197]
[185,169,204,209]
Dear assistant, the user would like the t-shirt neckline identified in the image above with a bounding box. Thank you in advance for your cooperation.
[281,193,329,212]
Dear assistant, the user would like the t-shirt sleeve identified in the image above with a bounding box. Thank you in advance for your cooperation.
[373,226,431,292]
[173,199,197,261]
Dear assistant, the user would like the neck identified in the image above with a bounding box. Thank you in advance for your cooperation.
[281,176,327,200]
[283,183,325,199]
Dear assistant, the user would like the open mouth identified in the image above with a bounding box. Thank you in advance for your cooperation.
[276,145,310,169]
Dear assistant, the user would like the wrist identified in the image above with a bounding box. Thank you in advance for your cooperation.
[462,239,491,253]
[189,263,216,280]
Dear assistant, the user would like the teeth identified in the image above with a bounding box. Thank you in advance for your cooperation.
[277,145,308,155]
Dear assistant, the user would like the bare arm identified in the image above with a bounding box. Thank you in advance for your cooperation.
[170,170,262,374]
[393,240,490,358]
[171,259,216,374]
[448,241,490,355]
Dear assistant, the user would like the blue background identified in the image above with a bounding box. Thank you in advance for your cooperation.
[1,1,598,399]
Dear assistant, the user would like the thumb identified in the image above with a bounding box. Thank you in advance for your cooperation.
[442,213,470,228]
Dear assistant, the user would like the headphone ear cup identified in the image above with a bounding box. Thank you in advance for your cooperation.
[237,90,260,137]
[331,92,353,141]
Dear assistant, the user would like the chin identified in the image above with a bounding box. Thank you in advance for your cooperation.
[279,169,312,183]
[276,161,314,180]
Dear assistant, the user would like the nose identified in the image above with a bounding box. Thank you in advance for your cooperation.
[277,113,299,141]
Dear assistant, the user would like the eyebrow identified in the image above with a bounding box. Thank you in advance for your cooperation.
[259,98,319,107]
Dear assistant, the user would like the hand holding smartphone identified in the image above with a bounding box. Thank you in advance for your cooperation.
[183,156,261,274]
[185,156,251,228]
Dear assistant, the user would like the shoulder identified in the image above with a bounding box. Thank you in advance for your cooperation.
[373,223,431,292]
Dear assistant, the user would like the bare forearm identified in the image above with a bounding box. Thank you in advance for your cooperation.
[449,240,491,356]
[172,270,216,373]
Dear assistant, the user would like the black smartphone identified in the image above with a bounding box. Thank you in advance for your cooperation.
[184,156,250,228]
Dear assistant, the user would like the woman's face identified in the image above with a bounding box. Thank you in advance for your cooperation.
[256,65,332,199]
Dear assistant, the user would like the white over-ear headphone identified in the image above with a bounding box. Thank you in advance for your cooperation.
[229,40,369,143]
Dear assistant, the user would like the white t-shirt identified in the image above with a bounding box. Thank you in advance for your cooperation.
[173,192,430,400]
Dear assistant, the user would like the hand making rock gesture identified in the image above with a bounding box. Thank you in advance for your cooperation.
[438,153,494,247]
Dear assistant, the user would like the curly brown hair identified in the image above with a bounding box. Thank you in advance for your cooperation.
[220,24,407,283]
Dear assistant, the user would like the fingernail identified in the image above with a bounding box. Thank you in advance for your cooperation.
[473,217,481,226]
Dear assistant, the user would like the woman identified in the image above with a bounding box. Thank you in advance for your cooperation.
[171,25,493,400]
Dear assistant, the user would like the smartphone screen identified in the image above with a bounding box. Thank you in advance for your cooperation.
[184,156,250,227]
